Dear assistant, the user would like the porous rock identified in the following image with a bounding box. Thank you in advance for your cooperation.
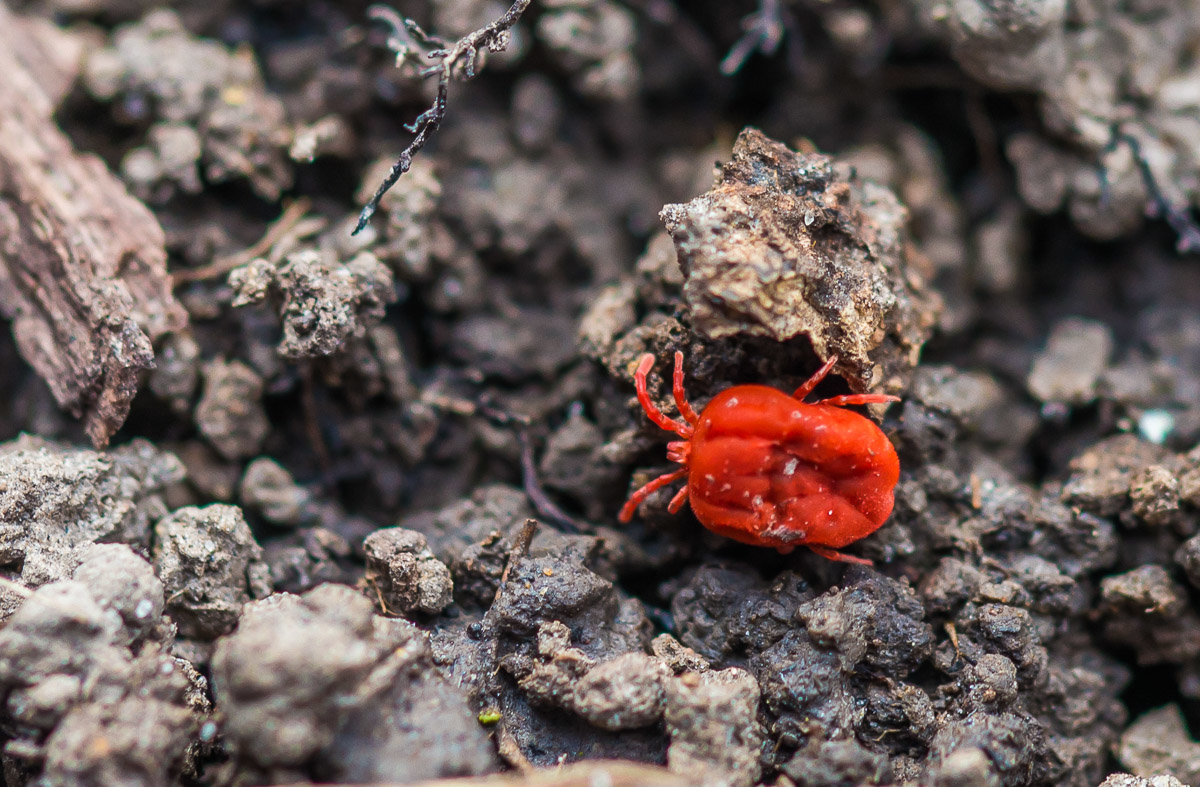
[153,504,271,639]
[660,127,939,394]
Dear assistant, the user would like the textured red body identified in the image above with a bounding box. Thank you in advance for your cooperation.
[618,352,900,564]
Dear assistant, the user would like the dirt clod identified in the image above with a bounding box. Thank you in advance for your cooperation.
[212,583,495,780]
[0,435,182,590]
[1026,317,1114,406]
[660,127,939,394]
[664,667,763,787]
[194,359,270,461]
[1118,705,1200,786]
[0,579,204,785]
[229,249,396,359]
[363,527,454,616]
[240,457,310,528]
[153,504,271,639]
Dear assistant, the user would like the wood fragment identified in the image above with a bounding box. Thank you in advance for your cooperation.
[0,5,187,447]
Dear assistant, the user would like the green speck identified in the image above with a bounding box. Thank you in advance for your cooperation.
[478,709,502,725]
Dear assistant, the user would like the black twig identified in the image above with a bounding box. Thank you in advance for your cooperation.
[353,0,532,235]
[1099,126,1200,254]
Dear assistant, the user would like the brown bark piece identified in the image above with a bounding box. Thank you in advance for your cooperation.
[0,3,187,447]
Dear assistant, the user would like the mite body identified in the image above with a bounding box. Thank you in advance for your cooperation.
[619,352,900,564]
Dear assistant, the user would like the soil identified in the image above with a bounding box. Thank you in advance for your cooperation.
[2,0,1200,785]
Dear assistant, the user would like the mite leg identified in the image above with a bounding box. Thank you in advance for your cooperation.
[672,351,700,426]
[619,467,688,522]
[809,545,874,565]
[667,484,690,514]
[634,354,693,438]
[793,355,839,400]
[815,393,901,407]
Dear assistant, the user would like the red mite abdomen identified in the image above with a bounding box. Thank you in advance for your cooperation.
[685,385,899,551]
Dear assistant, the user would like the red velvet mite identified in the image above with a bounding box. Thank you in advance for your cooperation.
[618,351,900,564]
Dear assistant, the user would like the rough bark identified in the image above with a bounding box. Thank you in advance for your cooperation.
[0,3,187,447]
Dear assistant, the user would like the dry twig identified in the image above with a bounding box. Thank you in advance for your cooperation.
[353,0,531,235]
[171,198,323,285]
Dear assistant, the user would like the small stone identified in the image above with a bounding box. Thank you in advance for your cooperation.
[1129,465,1182,528]
[931,747,1001,787]
[1027,317,1113,405]
[1175,534,1200,589]
[1100,774,1187,787]
[1101,565,1186,618]
[650,633,710,675]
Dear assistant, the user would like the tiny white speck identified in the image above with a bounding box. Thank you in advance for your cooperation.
[705,474,716,483]
[727,397,739,407]
[826,509,834,517]
[1139,410,1175,445]
[134,599,154,619]
[721,484,732,492]
[783,458,798,476]
[791,411,802,419]
[753,495,764,506]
